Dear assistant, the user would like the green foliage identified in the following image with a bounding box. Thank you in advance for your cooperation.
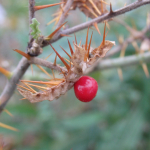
[30,18,41,39]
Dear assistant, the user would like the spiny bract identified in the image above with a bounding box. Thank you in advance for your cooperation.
[17,24,115,103]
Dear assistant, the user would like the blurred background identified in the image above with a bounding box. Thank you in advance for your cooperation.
[0,0,150,149]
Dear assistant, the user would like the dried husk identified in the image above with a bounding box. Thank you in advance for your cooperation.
[18,81,74,103]
[18,26,115,103]
[54,0,108,25]
[76,0,108,19]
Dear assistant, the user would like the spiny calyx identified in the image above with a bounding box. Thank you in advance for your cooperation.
[17,24,115,103]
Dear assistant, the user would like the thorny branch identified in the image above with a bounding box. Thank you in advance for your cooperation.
[56,0,73,28]
[97,51,150,70]
[41,0,150,47]
[0,58,29,112]
[61,0,150,35]
[0,0,150,111]
[0,0,36,113]
[85,17,150,74]
[106,27,149,57]
[85,51,150,74]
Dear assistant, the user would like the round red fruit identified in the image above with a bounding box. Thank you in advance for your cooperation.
[74,76,98,102]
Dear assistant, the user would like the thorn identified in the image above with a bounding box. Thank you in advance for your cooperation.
[31,65,33,76]
[20,97,26,100]
[59,70,67,76]
[63,57,73,65]
[101,0,104,14]
[51,11,62,17]
[50,44,70,71]
[87,32,93,59]
[102,22,106,46]
[130,19,137,30]
[21,81,37,93]
[117,68,123,81]
[45,84,53,88]
[142,63,149,78]
[60,46,71,59]
[54,55,57,66]
[100,0,109,5]
[74,33,77,44]
[44,52,53,60]
[132,41,149,77]
[84,53,87,62]
[83,4,98,18]
[60,4,64,13]
[46,22,67,39]
[3,109,13,117]
[93,22,101,35]
[46,17,58,26]
[14,49,30,60]
[106,22,110,30]
[79,39,82,46]
[51,69,55,79]
[118,35,124,44]
[0,67,12,79]
[54,18,60,26]
[0,122,19,132]
[20,80,62,85]
[89,27,96,30]
[60,34,72,37]
[105,31,108,38]
[17,84,35,93]
[25,83,48,90]
[85,27,89,51]
[97,22,106,49]
[34,2,64,11]
[89,0,101,15]
[132,41,140,54]
[54,13,62,25]
[109,3,114,14]
[67,39,74,55]
[51,78,65,81]
[84,30,92,62]
[36,65,53,78]
[147,12,150,27]
[84,28,90,62]
[120,43,127,57]
[69,58,72,69]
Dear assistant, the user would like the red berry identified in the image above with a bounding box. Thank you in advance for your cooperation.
[74,76,98,102]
